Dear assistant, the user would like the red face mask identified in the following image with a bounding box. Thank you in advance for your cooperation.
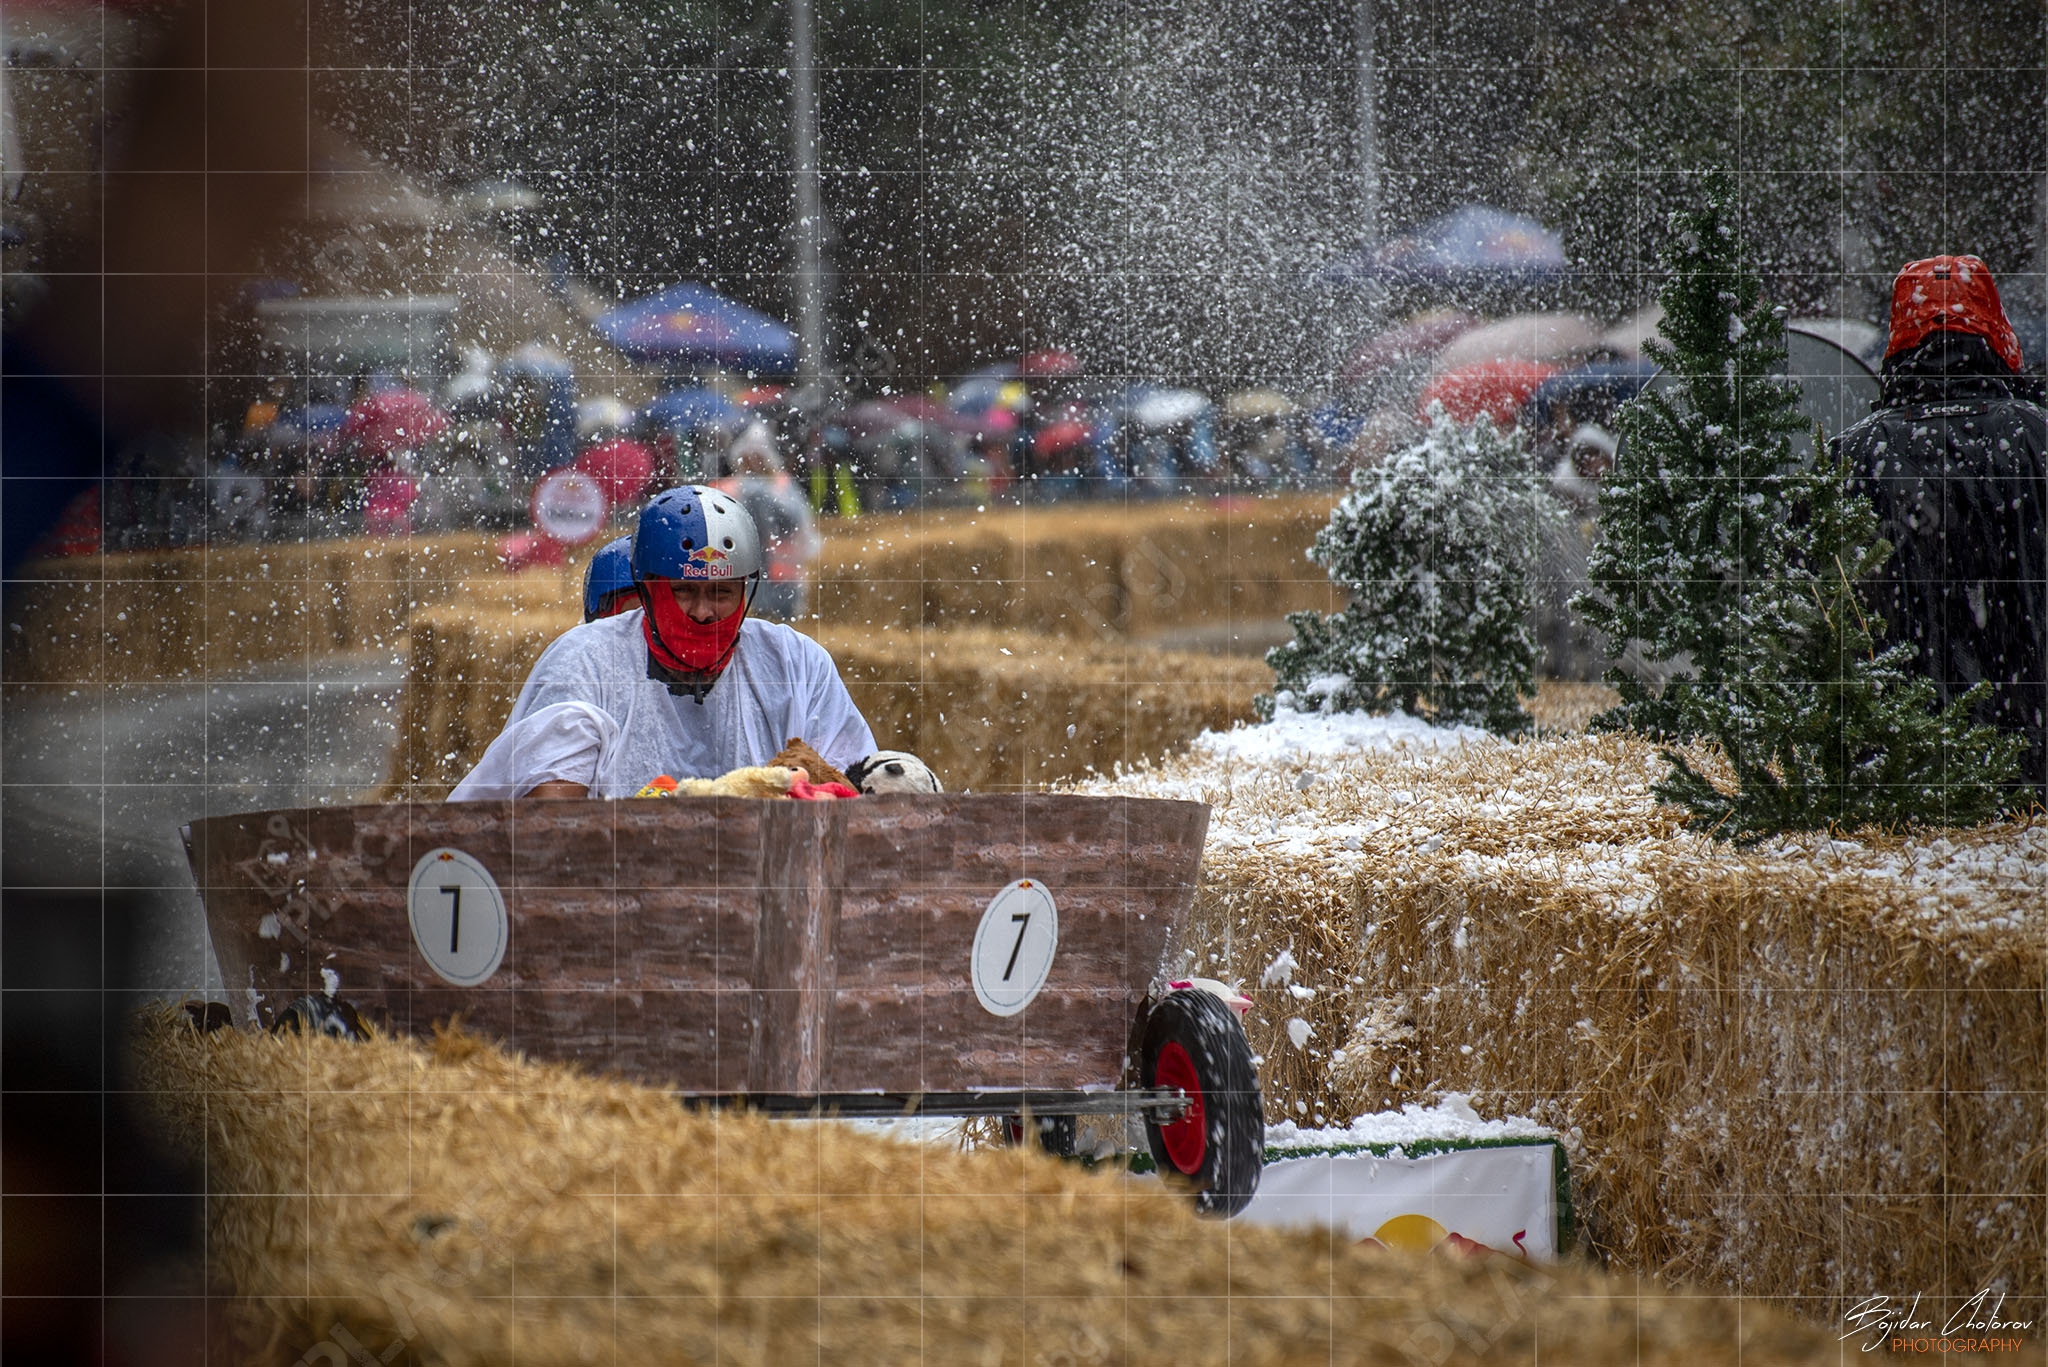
[640,576,749,675]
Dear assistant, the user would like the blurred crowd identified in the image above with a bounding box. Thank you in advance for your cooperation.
[62,345,1349,560]
[50,298,2019,579]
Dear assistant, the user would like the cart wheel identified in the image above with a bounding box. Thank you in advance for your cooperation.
[271,995,368,1042]
[1140,988,1263,1217]
[1002,1113,1078,1157]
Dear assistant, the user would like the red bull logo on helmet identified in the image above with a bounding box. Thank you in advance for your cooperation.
[678,545,733,579]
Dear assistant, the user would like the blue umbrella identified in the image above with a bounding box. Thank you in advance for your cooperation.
[643,387,743,432]
[1525,359,1658,426]
[1321,205,1567,287]
[593,283,799,373]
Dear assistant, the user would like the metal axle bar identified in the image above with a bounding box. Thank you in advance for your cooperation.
[679,1087,1191,1120]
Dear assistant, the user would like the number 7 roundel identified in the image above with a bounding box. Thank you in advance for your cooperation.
[407,848,510,987]
[971,879,1060,1017]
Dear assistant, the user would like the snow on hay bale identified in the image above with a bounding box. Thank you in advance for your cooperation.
[1078,710,2047,1322]
[131,1005,1839,1367]
[376,608,1271,800]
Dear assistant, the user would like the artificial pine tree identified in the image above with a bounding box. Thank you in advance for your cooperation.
[1581,173,2023,839]
[1655,445,2022,842]
[1575,172,1809,737]
[1261,410,1557,735]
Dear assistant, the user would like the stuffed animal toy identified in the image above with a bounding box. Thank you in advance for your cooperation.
[632,765,856,801]
[634,766,799,800]
[770,737,851,789]
[845,750,943,794]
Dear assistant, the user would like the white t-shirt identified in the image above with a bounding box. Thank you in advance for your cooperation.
[450,610,875,800]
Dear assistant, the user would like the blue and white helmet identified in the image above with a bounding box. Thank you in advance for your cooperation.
[582,536,637,621]
[633,485,764,582]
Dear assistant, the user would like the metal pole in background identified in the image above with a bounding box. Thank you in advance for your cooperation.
[790,0,827,390]
[1355,0,1379,244]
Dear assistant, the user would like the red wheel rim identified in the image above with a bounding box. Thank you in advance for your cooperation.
[1154,1041,1207,1173]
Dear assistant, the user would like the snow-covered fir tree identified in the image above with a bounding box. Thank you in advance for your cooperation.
[1656,444,2022,842]
[1580,173,2022,839]
[1575,172,1809,738]
[1261,411,1557,735]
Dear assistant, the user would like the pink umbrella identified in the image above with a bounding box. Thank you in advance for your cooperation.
[1341,310,1480,386]
[575,437,657,508]
[363,470,419,538]
[342,388,448,457]
[1431,312,1600,373]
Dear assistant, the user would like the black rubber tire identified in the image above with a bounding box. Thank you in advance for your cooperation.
[270,995,368,1042]
[1140,988,1263,1217]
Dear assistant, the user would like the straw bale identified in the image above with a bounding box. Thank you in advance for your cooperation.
[6,498,1334,683]
[1079,731,2048,1326]
[130,1006,1839,1367]
[808,495,1343,640]
[1522,680,1618,735]
[818,627,1270,795]
[375,611,1270,801]
[4,534,512,683]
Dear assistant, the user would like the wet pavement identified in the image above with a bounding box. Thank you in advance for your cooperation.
[2,651,406,998]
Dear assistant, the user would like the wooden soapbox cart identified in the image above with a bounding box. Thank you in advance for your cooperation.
[186,794,1263,1214]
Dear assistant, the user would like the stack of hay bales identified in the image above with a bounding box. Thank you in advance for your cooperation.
[822,627,1270,792]
[377,608,1271,799]
[3,534,513,683]
[808,496,1342,639]
[132,1008,1838,1366]
[1079,732,2047,1325]
[4,496,1338,684]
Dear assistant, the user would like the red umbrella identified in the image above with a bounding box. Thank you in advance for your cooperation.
[1416,360,1559,429]
[1017,348,1083,379]
[1033,419,1091,457]
[574,437,657,508]
[342,388,447,457]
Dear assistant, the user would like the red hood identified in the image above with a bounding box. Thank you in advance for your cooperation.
[1886,255,2024,374]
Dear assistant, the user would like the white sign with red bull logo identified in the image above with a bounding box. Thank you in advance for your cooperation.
[1237,1141,1563,1260]
[530,467,609,546]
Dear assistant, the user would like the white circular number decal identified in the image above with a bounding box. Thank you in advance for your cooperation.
[971,879,1059,1017]
[407,848,509,987]
[530,467,610,546]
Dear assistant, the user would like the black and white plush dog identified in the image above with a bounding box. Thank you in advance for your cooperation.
[846,750,943,794]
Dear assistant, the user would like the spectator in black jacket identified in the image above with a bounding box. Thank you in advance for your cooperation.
[1834,256,2046,793]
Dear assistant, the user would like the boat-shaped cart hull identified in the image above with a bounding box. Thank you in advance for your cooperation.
[188,794,1210,1099]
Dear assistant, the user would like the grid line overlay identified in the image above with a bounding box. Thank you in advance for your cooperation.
[1,0,2044,1363]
